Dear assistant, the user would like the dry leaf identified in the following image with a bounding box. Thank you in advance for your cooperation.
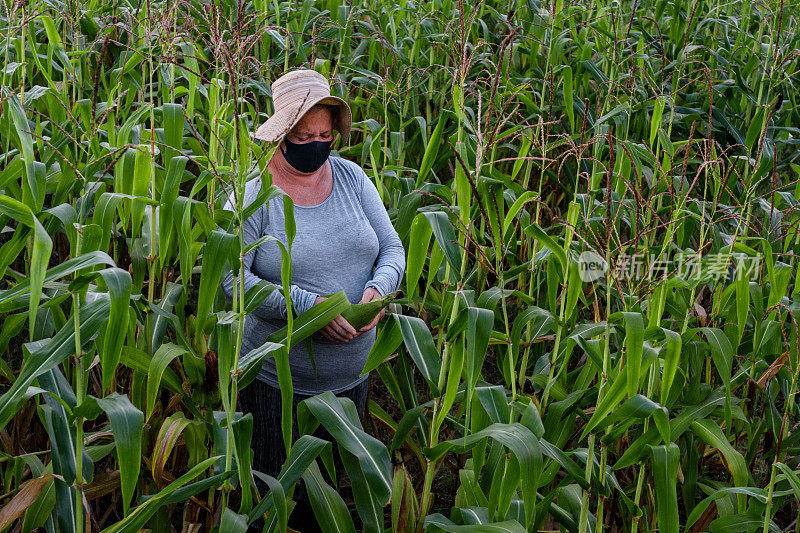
[0,474,54,530]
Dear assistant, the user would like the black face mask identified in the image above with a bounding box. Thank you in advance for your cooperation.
[280,137,333,173]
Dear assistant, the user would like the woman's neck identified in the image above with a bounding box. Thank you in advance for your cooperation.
[266,145,333,206]
[267,146,328,188]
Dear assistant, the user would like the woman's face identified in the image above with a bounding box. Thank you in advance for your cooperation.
[285,106,334,145]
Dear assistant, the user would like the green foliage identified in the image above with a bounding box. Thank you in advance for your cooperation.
[1,0,800,530]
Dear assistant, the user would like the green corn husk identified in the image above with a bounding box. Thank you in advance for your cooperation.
[340,293,395,330]
[265,291,395,347]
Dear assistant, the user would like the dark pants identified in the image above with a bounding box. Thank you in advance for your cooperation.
[238,378,370,532]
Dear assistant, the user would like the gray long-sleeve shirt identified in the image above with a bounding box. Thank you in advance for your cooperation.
[221,155,405,394]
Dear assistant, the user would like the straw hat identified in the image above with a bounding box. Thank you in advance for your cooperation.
[253,69,352,146]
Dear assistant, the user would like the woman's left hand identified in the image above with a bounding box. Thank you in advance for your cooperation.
[354,287,385,336]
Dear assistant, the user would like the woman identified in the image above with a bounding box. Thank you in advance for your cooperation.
[221,69,405,531]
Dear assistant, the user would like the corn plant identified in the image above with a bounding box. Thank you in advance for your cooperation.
[2,0,800,531]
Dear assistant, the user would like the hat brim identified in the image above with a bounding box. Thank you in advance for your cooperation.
[253,95,352,146]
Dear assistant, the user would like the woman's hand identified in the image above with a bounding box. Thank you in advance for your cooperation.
[313,295,358,342]
[354,287,385,337]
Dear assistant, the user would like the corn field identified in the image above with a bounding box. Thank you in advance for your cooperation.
[1,0,800,530]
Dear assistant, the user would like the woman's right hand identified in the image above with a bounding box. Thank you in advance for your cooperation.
[313,296,357,342]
